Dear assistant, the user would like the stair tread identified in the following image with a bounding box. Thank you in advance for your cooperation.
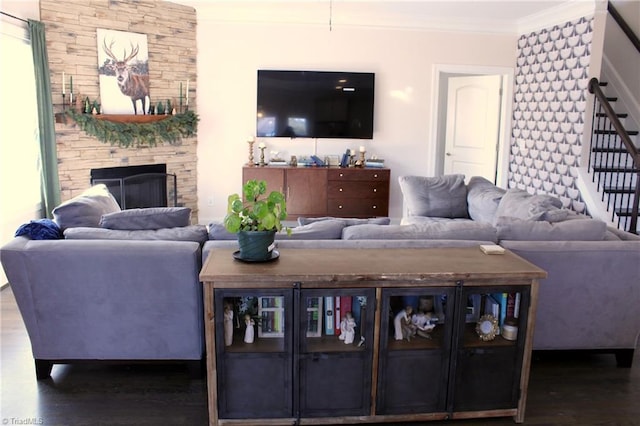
[594,129,639,135]
[596,112,628,118]
[593,166,638,172]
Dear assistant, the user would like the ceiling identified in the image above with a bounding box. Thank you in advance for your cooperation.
[172,0,603,33]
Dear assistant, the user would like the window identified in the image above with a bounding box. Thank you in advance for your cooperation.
[0,19,42,285]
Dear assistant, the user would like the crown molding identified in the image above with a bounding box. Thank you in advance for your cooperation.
[516,0,602,34]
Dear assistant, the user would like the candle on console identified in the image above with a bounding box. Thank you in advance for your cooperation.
[359,146,365,152]
[258,142,266,149]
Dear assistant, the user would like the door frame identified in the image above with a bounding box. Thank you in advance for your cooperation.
[430,64,515,187]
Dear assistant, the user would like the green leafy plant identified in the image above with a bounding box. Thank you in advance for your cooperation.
[66,109,199,148]
[224,179,289,233]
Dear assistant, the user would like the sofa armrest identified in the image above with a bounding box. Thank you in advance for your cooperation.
[500,240,640,351]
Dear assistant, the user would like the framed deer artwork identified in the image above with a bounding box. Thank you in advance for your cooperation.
[97,29,150,115]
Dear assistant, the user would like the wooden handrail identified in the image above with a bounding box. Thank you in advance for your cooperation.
[608,1,640,55]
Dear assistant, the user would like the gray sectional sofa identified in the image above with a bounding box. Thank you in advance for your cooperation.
[2,176,639,380]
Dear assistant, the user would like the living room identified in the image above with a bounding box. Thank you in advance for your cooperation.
[1,0,639,425]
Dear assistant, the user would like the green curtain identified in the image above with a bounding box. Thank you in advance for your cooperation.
[28,19,60,218]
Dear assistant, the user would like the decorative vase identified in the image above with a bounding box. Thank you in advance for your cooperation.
[237,230,276,261]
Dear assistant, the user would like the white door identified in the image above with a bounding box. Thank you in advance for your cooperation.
[444,75,502,182]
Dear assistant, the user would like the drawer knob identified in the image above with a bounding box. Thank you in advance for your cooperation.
[373,188,377,193]
[338,205,343,209]
[373,205,377,209]
[339,173,344,177]
[339,188,343,192]
[374,174,378,178]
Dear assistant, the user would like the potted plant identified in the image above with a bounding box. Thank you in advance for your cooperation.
[224,179,289,261]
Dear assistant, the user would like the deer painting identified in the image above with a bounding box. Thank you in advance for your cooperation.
[102,39,150,114]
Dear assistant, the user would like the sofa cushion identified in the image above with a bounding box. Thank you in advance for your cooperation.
[466,176,506,224]
[342,222,497,242]
[277,219,345,240]
[298,216,391,226]
[493,189,564,223]
[100,207,191,230]
[64,225,208,243]
[399,174,468,218]
[52,184,121,230]
[14,219,63,240]
[495,217,607,241]
[208,219,346,241]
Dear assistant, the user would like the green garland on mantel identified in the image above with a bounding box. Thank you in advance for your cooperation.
[66,109,199,148]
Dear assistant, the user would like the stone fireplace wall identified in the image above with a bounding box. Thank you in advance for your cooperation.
[40,0,199,221]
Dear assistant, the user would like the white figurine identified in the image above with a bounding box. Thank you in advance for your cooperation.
[223,302,234,346]
[339,311,356,344]
[243,314,255,344]
[412,310,436,339]
[394,306,415,341]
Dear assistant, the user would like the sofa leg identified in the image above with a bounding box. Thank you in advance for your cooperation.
[35,359,53,380]
[615,349,634,368]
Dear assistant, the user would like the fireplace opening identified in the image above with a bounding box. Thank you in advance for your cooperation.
[90,164,177,209]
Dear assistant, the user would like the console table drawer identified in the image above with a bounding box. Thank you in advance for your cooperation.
[328,198,388,217]
[328,181,389,199]
[328,168,390,182]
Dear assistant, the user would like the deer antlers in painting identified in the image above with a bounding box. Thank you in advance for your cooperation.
[102,39,150,115]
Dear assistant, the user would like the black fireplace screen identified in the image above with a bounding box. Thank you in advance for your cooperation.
[90,164,177,209]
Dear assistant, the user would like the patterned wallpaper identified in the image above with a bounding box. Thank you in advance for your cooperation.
[510,16,594,214]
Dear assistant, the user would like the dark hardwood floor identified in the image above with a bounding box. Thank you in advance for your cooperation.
[2,285,639,426]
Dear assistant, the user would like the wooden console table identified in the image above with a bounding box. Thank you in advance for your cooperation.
[242,166,390,219]
[200,247,546,425]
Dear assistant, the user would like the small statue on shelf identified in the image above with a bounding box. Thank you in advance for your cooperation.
[243,314,255,344]
[394,306,416,341]
[411,310,437,339]
[223,302,234,346]
[338,311,356,344]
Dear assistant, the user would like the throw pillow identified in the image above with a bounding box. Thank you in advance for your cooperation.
[52,184,121,230]
[493,189,563,224]
[297,216,391,226]
[495,217,607,241]
[64,225,209,243]
[342,222,497,242]
[100,207,191,230]
[398,174,468,218]
[466,176,506,224]
[14,219,63,240]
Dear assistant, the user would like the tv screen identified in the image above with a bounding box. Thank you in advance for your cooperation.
[256,70,375,139]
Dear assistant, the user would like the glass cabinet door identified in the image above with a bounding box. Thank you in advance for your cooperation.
[451,285,531,413]
[298,288,375,418]
[376,288,455,415]
[214,289,293,419]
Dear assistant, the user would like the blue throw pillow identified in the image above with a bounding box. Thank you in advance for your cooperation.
[15,219,63,240]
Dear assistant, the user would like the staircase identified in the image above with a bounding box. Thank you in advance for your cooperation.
[585,2,639,234]
[588,80,639,234]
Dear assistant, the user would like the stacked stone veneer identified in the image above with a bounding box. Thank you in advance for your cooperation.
[40,0,199,221]
[510,16,594,214]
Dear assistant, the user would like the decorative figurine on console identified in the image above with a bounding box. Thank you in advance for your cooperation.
[246,136,255,167]
[338,311,356,344]
[394,306,416,341]
[243,314,255,344]
[411,309,437,339]
[258,142,266,167]
[223,301,234,346]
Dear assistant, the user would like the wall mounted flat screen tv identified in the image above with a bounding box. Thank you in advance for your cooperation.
[256,70,375,139]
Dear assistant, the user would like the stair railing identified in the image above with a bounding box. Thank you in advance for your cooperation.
[588,78,639,233]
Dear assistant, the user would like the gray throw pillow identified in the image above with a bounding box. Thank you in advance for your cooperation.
[208,222,237,240]
[297,216,391,226]
[495,217,607,241]
[466,176,506,224]
[52,184,121,230]
[100,207,191,230]
[493,189,563,224]
[64,225,208,243]
[399,174,468,218]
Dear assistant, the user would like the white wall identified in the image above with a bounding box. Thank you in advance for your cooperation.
[196,19,517,223]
